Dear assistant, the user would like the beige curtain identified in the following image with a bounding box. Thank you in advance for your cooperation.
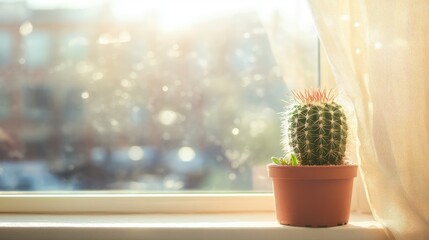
[260,1,319,89]
[307,0,429,239]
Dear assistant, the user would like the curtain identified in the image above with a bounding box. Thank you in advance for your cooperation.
[306,0,429,239]
[259,1,319,90]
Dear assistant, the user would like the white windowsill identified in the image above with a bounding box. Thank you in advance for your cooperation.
[0,212,387,240]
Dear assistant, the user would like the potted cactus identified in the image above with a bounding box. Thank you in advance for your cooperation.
[268,89,358,227]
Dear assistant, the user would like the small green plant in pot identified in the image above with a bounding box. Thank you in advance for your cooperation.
[268,89,358,227]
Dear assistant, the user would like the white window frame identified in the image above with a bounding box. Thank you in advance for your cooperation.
[0,2,279,215]
[0,193,274,213]
[0,32,371,217]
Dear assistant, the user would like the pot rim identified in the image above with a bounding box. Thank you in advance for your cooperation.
[267,163,358,168]
[267,163,358,180]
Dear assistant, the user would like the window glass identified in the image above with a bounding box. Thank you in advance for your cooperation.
[0,31,12,66]
[0,82,10,119]
[23,31,52,68]
[0,0,318,191]
[22,85,53,121]
[60,33,89,62]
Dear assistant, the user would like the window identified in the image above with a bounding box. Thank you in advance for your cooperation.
[0,31,12,66]
[0,83,10,119]
[0,0,318,195]
[24,31,52,68]
[60,33,89,62]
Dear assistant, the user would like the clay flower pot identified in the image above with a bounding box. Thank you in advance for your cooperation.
[267,163,358,227]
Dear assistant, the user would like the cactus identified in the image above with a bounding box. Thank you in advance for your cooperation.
[280,89,347,165]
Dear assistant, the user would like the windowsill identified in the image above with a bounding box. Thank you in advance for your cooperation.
[0,212,387,240]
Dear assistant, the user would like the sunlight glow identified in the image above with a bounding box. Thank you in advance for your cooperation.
[98,32,131,45]
[19,21,33,36]
[128,146,144,161]
[25,0,268,33]
[232,128,240,135]
[178,147,195,162]
[158,110,178,125]
[374,42,382,49]
[112,0,258,32]
[26,0,102,9]
[81,91,89,99]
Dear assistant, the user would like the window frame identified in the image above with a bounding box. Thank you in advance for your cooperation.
[0,193,274,213]
[0,50,370,215]
[0,4,371,215]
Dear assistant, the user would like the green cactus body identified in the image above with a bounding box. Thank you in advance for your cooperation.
[287,102,348,165]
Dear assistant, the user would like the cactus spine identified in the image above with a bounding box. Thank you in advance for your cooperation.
[285,89,347,165]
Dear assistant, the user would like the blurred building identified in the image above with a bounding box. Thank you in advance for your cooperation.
[0,1,297,190]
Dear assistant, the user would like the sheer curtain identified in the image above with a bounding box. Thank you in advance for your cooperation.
[259,1,319,90]
[305,0,429,239]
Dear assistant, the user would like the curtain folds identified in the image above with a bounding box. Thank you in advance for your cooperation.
[307,0,429,239]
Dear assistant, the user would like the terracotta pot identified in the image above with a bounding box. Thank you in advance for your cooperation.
[267,163,358,227]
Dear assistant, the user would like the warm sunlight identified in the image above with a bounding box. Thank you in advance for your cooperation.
[0,0,319,193]
[23,0,302,33]
[111,0,260,32]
